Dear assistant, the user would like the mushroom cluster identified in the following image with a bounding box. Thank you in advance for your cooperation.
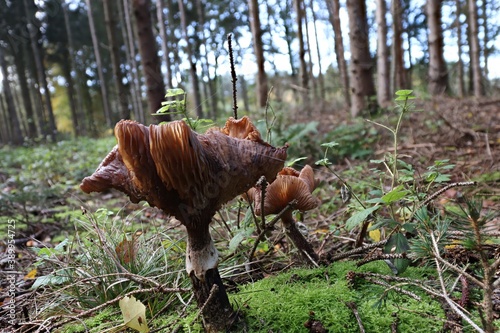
[81,116,287,332]
[246,165,320,264]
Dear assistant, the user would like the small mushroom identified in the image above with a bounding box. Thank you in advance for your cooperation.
[248,165,320,264]
[81,116,287,332]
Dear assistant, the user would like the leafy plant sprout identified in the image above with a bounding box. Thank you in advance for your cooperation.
[156,88,215,132]
[367,89,416,189]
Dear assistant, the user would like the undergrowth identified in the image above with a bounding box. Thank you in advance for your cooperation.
[3,90,499,332]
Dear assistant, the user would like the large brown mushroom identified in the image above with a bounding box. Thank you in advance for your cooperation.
[81,116,287,332]
[247,165,320,264]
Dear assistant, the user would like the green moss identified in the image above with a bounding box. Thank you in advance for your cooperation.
[231,261,445,333]
[56,307,121,333]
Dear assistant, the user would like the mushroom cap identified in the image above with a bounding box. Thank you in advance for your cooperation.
[219,116,264,143]
[251,165,319,216]
[80,117,287,226]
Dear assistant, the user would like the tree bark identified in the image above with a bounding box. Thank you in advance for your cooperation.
[308,0,325,99]
[0,48,23,145]
[326,0,350,106]
[391,0,406,91]
[281,0,296,76]
[103,0,130,120]
[121,0,145,123]
[60,48,80,137]
[133,0,168,121]
[376,0,390,107]
[23,0,58,138]
[346,0,376,116]
[178,0,203,117]
[156,0,173,89]
[13,44,38,138]
[0,92,10,144]
[467,0,482,97]
[248,0,269,108]
[455,0,465,97]
[62,3,86,136]
[195,0,217,119]
[85,0,112,127]
[426,0,449,95]
[481,0,489,80]
[294,0,310,105]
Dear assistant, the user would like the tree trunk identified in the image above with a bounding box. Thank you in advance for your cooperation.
[309,0,325,100]
[426,0,449,95]
[121,0,145,123]
[60,49,80,137]
[282,0,296,76]
[391,0,406,91]
[13,45,38,138]
[239,75,250,113]
[248,0,268,108]
[177,0,203,117]
[85,0,112,127]
[0,48,23,145]
[295,0,309,105]
[0,92,10,144]
[23,0,57,138]
[302,0,315,100]
[326,0,350,106]
[133,0,168,121]
[156,0,173,88]
[467,0,482,97]
[63,3,86,136]
[195,0,217,119]
[455,0,465,97]
[346,0,376,116]
[376,0,390,107]
[103,0,130,120]
[481,0,489,80]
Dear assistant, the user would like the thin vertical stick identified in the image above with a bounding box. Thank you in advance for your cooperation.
[227,33,238,119]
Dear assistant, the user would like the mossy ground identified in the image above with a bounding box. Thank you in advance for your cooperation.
[58,261,454,332]
[231,261,446,333]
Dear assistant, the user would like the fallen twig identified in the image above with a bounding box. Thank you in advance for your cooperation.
[345,301,365,333]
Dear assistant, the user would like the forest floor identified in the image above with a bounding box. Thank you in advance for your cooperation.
[0,96,499,332]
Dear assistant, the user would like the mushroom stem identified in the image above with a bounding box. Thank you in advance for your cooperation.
[184,220,235,331]
[281,211,319,265]
[189,267,235,332]
[185,223,219,281]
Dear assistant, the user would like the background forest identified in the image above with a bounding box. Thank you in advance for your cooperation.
[0,0,499,143]
[1,0,500,333]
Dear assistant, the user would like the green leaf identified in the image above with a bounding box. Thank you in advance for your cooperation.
[395,90,413,96]
[384,233,410,274]
[346,206,379,230]
[228,227,253,253]
[381,186,410,204]
[32,270,71,289]
[321,141,339,148]
[164,88,185,97]
[315,158,331,166]
[365,198,384,204]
